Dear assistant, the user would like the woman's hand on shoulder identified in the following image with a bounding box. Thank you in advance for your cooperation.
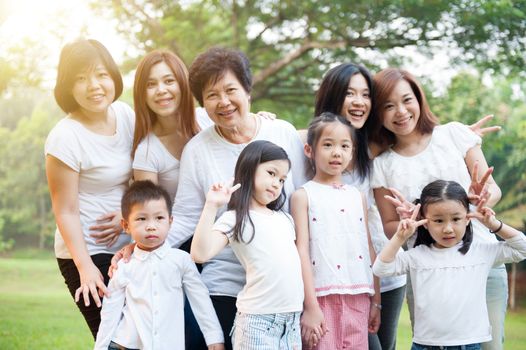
[89,211,123,248]
[254,111,276,120]
[205,179,241,208]
[75,262,109,307]
[108,243,136,278]
[469,114,501,138]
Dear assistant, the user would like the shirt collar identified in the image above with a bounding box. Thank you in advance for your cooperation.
[133,241,170,261]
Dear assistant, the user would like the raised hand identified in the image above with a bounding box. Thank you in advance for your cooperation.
[395,204,427,241]
[469,114,501,138]
[385,188,415,220]
[468,162,493,205]
[205,179,241,208]
[467,192,498,229]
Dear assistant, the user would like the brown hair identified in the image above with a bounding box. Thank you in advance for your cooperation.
[189,47,252,106]
[132,50,198,157]
[371,68,438,148]
[54,39,123,113]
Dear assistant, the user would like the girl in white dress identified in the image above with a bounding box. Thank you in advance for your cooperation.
[370,68,506,350]
[191,140,304,350]
[373,180,526,350]
[291,112,380,349]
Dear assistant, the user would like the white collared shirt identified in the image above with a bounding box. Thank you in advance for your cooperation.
[94,242,223,350]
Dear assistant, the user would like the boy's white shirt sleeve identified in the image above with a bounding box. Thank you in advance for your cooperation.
[93,264,128,350]
[493,234,526,267]
[372,250,411,278]
[182,253,224,345]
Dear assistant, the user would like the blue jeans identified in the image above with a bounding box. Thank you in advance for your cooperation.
[482,266,508,350]
[231,311,301,350]
[368,285,406,350]
[411,343,481,350]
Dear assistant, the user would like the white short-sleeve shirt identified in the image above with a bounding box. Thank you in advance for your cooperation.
[44,101,134,258]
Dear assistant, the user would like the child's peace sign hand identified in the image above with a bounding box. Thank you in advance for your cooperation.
[385,187,415,220]
[206,178,241,208]
[395,204,427,241]
[467,193,498,229]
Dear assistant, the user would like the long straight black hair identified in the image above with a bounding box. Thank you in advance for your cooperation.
[414,180,473,254]
[227,140,291,243]
[314,63,373,180]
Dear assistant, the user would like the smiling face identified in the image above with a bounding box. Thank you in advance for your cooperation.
[251,159,290,210]
[71,61,115,116]
[423,199,470,249]
[202,70,251,131]
[122,198,172,251]
[145,61,181,118]
[381,79,421,138]
[339,73,371,129]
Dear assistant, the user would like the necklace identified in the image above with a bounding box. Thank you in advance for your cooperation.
[215,113,260,143]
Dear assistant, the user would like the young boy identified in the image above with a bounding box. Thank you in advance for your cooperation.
[94,180,224,350]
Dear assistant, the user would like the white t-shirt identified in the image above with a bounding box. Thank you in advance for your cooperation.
[132,108,214,200]
[44,101,134,258]
[373,235,526,346]
[343,171,406,293]
[94,242,224,350]
[213,210,304,314]
[168,116,307,297]
[371,122,495,245]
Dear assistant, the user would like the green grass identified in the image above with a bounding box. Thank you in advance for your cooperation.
[1,257,525,349]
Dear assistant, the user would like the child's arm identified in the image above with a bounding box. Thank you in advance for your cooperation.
[361,194,381,334]
[93,267,127,350]
[468,198,526,263]
[190,180,240,263]
[290,189,327,348]
[182,253,225,348]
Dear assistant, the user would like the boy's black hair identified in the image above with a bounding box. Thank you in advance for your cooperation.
[414,180,473,254]
[121,180,172,221]
[228,140,290,243]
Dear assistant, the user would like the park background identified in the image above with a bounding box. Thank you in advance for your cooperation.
[0,0,525,348]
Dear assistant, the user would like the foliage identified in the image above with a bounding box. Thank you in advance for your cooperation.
[0,91,59,249]
[428,72,526,212]
[94,0,526,126]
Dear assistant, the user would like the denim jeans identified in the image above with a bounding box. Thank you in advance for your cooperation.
[231,311,301,350]
[368,285,406,350]
[411,343,481,350]
[482,266,508,350]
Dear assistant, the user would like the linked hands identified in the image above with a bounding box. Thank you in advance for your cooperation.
[300,305,329,348]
